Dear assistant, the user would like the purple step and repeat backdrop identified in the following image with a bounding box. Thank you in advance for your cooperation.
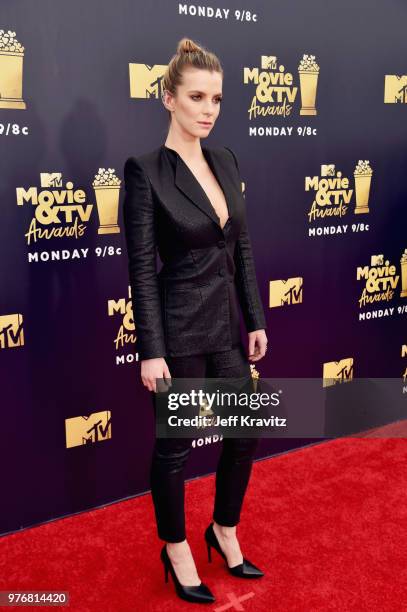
[1,0,407,535]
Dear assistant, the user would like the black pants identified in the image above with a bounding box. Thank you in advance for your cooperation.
[149,341,259,543]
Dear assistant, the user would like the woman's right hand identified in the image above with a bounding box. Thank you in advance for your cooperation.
[141,357,172,393]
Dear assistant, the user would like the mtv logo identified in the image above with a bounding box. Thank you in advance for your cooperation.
[323,358,354,387]
[371,254,384,266]
[65,411,112,448]
[384,75,407,103]
[40,173,62,188]
[321,164,335,177]
[269,278,303,308]
[261,56,277,70]
[0,313,24,349]
[129,63,167,98]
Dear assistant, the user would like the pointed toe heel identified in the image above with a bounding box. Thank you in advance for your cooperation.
[160,544,216,603]
[204,522,265,579]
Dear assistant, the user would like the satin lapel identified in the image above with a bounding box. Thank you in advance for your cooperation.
[174,146,234,232]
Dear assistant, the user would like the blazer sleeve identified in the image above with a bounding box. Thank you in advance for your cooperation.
[122,156,167,360]
[224,147,268,333]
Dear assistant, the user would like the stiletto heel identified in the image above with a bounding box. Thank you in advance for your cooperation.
[160,544,216,603]
[204,522,265,579]
[207,542,212,563]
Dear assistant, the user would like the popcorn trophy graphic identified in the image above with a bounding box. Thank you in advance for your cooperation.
[400,248,407,298]
[250,364,260,392]
[92,168,121,234]
[198,397,215,430]
[0,30,26,109]
[298,54,320,116]
[199,398,214,418]
[353,160,373,214]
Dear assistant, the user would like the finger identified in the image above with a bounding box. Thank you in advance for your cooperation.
[254,342,267,360]
[254,339,265,359]
[163,366,172,386]
[248,336,255,358]
[249,339,261,358]
[145,377,154,392]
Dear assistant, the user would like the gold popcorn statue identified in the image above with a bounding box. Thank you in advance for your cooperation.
[298,54,320,116]
[0,30,26,109]
[250,364,260,392]
[92,168,121,234]
[354,160,373,214]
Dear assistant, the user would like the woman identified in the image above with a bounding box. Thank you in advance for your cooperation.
[123,37,268,604]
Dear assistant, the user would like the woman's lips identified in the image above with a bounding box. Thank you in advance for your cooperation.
[198,122,212,126]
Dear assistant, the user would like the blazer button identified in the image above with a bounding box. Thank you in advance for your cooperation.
[218,269,226,276]
[217,240,226,248]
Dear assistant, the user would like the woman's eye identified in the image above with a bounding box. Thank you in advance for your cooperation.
[191,95,222,103]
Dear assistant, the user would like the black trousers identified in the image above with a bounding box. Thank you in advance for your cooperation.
[149,341,259,543]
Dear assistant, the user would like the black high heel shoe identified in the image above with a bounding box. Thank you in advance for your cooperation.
[160,544,216,604]
[204,522,264,579]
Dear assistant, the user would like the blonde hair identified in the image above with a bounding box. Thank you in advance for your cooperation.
[162,37,223,123]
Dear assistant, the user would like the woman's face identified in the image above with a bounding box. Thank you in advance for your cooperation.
[164,67,223,139]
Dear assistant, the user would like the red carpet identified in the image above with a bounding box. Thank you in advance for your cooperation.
[1,436,407,611]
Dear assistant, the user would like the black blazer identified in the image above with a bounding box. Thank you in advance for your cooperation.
[122,144,267,360]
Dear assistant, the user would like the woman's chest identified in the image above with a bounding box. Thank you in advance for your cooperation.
[192,166,230,229]
[142,152,247,247]
[153,185,244,251]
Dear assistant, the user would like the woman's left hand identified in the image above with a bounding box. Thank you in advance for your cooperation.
[247,329,268,362]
